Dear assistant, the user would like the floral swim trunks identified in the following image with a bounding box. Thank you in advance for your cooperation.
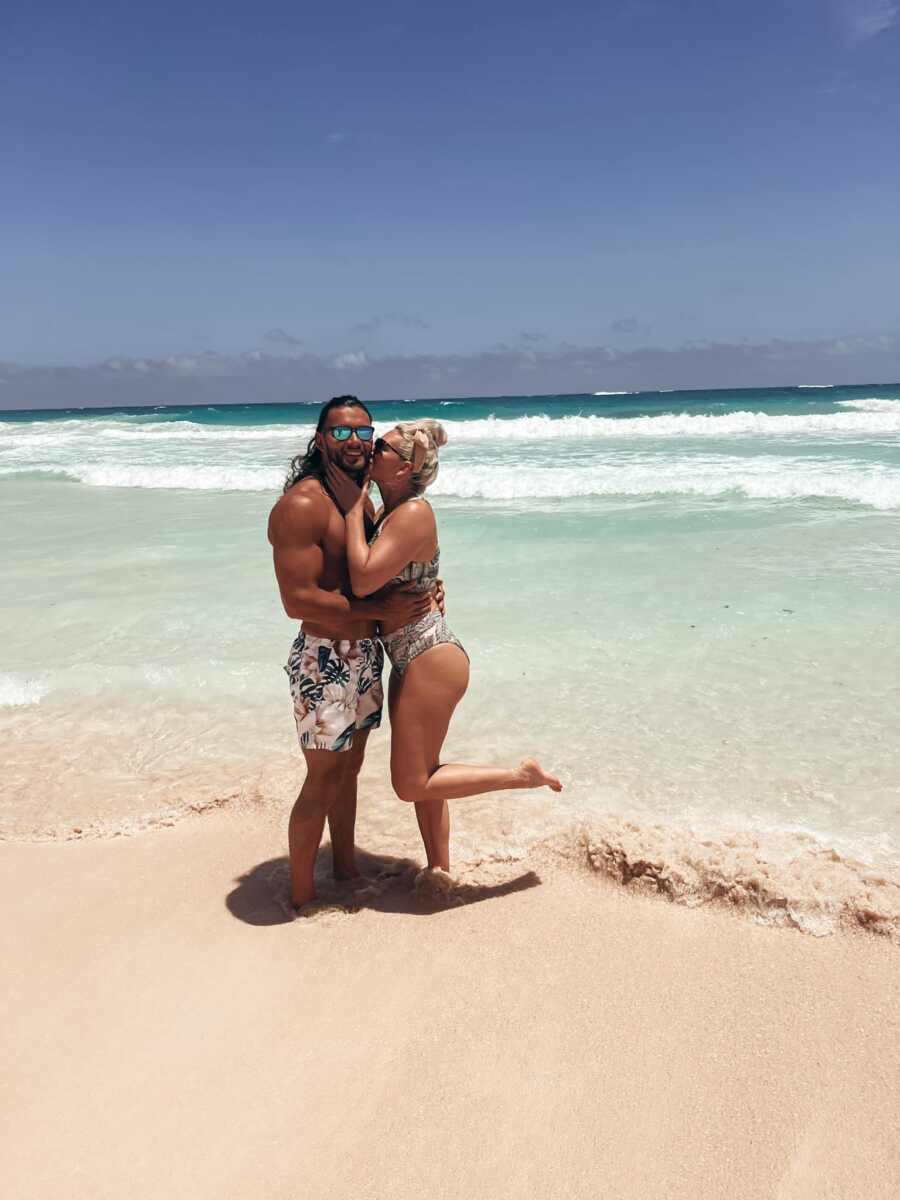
[285,632,384,753]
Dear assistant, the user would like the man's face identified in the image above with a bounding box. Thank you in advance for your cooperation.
[317,406,374,477]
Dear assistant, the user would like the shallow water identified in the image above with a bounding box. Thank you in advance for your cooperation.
[3,385,900,933]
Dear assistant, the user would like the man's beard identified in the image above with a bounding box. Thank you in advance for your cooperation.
[332,454,369,483]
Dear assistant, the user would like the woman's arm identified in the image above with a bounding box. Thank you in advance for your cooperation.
[345,499,435,597]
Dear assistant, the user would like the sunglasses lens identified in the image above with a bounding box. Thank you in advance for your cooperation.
[329,425,374,442]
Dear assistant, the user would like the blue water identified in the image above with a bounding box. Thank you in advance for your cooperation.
[2,383,900,932]
[3,382,898,425]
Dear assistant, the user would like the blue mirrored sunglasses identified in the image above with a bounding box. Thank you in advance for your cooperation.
[327,425,375,442]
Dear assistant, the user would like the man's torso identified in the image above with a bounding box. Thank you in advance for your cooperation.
[285,477,375,642]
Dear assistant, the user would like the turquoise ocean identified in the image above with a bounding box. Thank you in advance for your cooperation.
[3,385,900,934]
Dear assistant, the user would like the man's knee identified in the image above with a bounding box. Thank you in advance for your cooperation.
[305,741,370,790]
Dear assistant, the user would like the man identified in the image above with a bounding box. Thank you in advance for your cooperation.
[268,396,433,908]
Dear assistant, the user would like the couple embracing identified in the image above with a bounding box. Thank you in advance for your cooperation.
[268,396,561,909]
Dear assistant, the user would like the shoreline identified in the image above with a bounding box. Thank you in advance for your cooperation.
[4,805,898,1199]
[4,790,899,944]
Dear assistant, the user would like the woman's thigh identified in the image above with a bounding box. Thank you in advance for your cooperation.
[389,645,470,783]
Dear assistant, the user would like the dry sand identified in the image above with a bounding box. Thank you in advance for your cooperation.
[3,806,898,1200]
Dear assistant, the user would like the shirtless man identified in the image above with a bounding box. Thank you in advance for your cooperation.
[268,396,433,908]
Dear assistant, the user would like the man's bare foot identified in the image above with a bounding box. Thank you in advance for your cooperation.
[518,758,563,792]
[290,877,317,910]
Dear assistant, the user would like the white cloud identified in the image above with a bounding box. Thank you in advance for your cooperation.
[837,0,899,45]
[5,334,900,410]
[826,333,899,355]
[333,351,367,369]
[350,313,430,336]
[326,131,346,144]
[264,328,303,346]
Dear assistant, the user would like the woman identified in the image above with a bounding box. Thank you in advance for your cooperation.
[326,418,561,875]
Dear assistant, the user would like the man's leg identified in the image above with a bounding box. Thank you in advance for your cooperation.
[327,730,370,880]
[289,749,350,908]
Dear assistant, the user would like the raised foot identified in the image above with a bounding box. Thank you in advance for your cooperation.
[518,758,563,793]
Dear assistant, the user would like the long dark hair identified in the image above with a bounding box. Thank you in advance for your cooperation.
[283,395,373,492]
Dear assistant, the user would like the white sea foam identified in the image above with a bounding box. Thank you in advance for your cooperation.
[5,453,900,508]
[440,409,900,440]
[431,457,900,508]
[572,817,900,941]
[4,406,900,454]
[0,674,48,708]
[836,398,900,413]
[71,464,282,491]
[97,424,306,442]
[3,403,900,510]
[0,421,308,446]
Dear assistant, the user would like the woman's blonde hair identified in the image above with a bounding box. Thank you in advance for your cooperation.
[392,419,448,492]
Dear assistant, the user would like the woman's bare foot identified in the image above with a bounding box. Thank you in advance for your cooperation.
[518,758,563,792]
[414,866,456,895]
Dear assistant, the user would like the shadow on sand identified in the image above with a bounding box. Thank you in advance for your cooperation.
[226,844,542,927]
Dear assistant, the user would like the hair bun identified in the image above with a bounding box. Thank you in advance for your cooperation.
[415,418,448,448]
[391,417,446,492]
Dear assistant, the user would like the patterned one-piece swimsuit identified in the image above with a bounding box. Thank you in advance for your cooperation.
[370,498,467,675]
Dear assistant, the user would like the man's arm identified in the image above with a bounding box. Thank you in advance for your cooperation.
[268,492,431,626]
[268,492,364,623]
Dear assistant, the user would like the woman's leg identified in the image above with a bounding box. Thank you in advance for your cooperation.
[390,645,561,810]
[389,668,451,869]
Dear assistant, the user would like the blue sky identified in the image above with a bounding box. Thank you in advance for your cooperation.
[2,1,899,401]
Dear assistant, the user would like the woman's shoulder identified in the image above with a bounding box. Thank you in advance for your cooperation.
[377,498,437,557]
[388,496,435,531]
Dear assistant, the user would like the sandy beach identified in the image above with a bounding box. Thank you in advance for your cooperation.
[6,0,900,1189]
[4,804,898,1200]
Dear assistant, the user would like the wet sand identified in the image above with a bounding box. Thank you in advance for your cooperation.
[3,806,899,1200]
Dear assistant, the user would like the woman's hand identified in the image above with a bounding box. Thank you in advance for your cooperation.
[325,461,368,515]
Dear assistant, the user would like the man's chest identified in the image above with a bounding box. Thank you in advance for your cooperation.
[319,509,351,578]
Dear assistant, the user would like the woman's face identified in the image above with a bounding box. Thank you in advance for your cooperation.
[370,431,410,488]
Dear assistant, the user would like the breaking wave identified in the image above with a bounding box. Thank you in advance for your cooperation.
[441,408,900,440]
[836,398,900,414]
[551,815,900,942]
[4,403,900,452]
[431,458,900,509]
[2,400,898,507]
[5,454,900,507]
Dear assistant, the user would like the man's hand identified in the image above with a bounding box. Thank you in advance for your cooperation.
[325,460,367,515]
[373,585,433,627]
